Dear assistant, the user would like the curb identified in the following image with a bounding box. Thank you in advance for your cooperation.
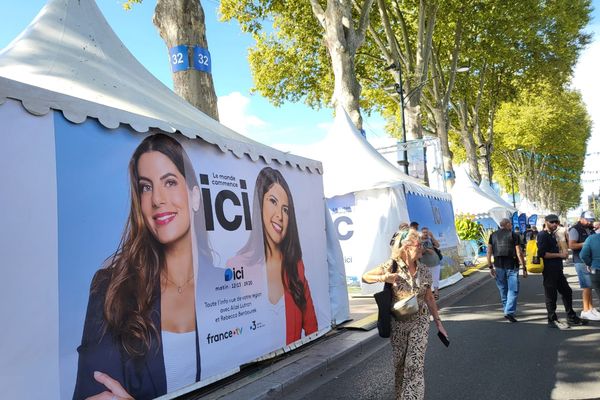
[188,270,491,400]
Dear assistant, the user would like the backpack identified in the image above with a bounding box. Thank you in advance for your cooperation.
[491,229,517,258]
[526,238,544,273]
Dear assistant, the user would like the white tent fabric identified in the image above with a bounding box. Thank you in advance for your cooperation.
[479,179,517,212]
[282,107,459,294]
[450,166,512,223]
[518,197,549,217]
[283,108,452,200]
[0,0,320,173]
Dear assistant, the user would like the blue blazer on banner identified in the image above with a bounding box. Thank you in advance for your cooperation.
[72,269,201,400]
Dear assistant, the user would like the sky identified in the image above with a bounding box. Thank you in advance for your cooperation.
[0,0,387,147]
[0,0,598,208]
[573,3,600,207]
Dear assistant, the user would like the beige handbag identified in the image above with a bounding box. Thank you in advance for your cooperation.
[391,293,418,319]
[390,268,419,320]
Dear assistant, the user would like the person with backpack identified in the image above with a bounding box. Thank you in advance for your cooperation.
[568,211,599,321]
[538,214,583,329]
[487,218,527,323]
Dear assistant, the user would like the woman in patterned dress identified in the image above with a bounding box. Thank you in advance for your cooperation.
[362,231,448,400]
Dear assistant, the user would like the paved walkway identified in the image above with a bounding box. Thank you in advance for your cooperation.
[292,264,600,400]
[185,264,491,400]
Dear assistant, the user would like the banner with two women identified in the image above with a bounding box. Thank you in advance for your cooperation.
[1,102,330,400]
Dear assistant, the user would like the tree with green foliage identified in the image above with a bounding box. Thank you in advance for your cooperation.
[219,0,591,201]
[493,83,591,213]
[124,0,219,120]
[448,0,590,184]
[220,0,376,131]
[455,213,483,241]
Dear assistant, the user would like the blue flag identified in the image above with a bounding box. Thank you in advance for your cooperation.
[528,214,538,227]
[518,213,527,232]
[512,211,519,231]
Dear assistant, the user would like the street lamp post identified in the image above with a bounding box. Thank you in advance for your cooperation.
[385,65,470,180]
[394,81,409,175]
[510,171,517,208]
[386,64,409,174]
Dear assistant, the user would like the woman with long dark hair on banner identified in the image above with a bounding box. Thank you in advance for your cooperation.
[228,167,318,345]
[362,231,448,400]
[73,133,211,400]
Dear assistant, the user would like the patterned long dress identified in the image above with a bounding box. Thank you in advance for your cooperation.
[380,258,432,400]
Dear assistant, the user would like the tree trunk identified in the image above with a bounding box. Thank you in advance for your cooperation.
[432,106,454,189]
[484,108,495,182]
[456,98,481,184]
[310,0,375,132]
[154,0,219,121]
[327,36,363,131]
[460,127,481,184]
[405,95,423,140]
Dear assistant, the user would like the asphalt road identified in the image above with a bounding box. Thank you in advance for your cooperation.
[288,266,600,400]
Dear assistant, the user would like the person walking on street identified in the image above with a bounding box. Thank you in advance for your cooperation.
[514,227,526,253]
[390,222,410,247]
[531,226,539,241]
[525,225,533,242]
[420,227,442,300]
[538,214,583,329]
[580,232,600,307]
[487,218,527,323]
[362,231,447,400]
[569,211,599,321]
[556,222,569,256]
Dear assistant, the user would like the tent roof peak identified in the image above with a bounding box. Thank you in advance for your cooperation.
[0,0,321,173]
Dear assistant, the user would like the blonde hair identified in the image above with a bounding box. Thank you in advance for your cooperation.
[391,230,421,261]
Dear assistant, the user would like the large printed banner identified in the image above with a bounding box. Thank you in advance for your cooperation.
[405,192,458,249]
[191,140,330,379]
[405,192,461,287]
[328,193,357,284]
[0,102,330,400]
[327,186,410,290]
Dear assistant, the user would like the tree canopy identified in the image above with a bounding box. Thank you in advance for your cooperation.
[221,0,592,211]
[493,83,591,212]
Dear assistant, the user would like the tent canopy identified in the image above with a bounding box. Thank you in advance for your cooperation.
[450,166,513,222]
[518,197,550,218]
[479,179,517,212]
[0,0,320,173]
[280,108,451,200]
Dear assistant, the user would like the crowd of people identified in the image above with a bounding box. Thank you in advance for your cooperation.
[486,210,600,328]
[362,211,600,400]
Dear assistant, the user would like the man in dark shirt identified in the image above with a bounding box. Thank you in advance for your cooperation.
[537,214,582,329]
[487,218,527,322]
[568,211,598,321]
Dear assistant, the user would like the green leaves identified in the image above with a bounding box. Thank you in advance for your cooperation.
[455,213,484,241]
[493,83,591,212]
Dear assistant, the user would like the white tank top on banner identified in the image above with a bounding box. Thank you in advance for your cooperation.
[161,330,196,392]
[269,295,286,346]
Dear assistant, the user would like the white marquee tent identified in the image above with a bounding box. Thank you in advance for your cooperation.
[283,109,462,294]
[450,165,514,224]
[479,179,517,212]
[518,197,551,220]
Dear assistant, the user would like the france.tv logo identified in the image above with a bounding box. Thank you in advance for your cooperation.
[206,327,243,344]
[224,267,244,281]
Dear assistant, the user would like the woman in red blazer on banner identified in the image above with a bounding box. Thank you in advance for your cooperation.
[228,167,318,345]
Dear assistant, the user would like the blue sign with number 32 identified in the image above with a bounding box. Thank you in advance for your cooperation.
[169,45,189,72]
[193,46,211,73]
